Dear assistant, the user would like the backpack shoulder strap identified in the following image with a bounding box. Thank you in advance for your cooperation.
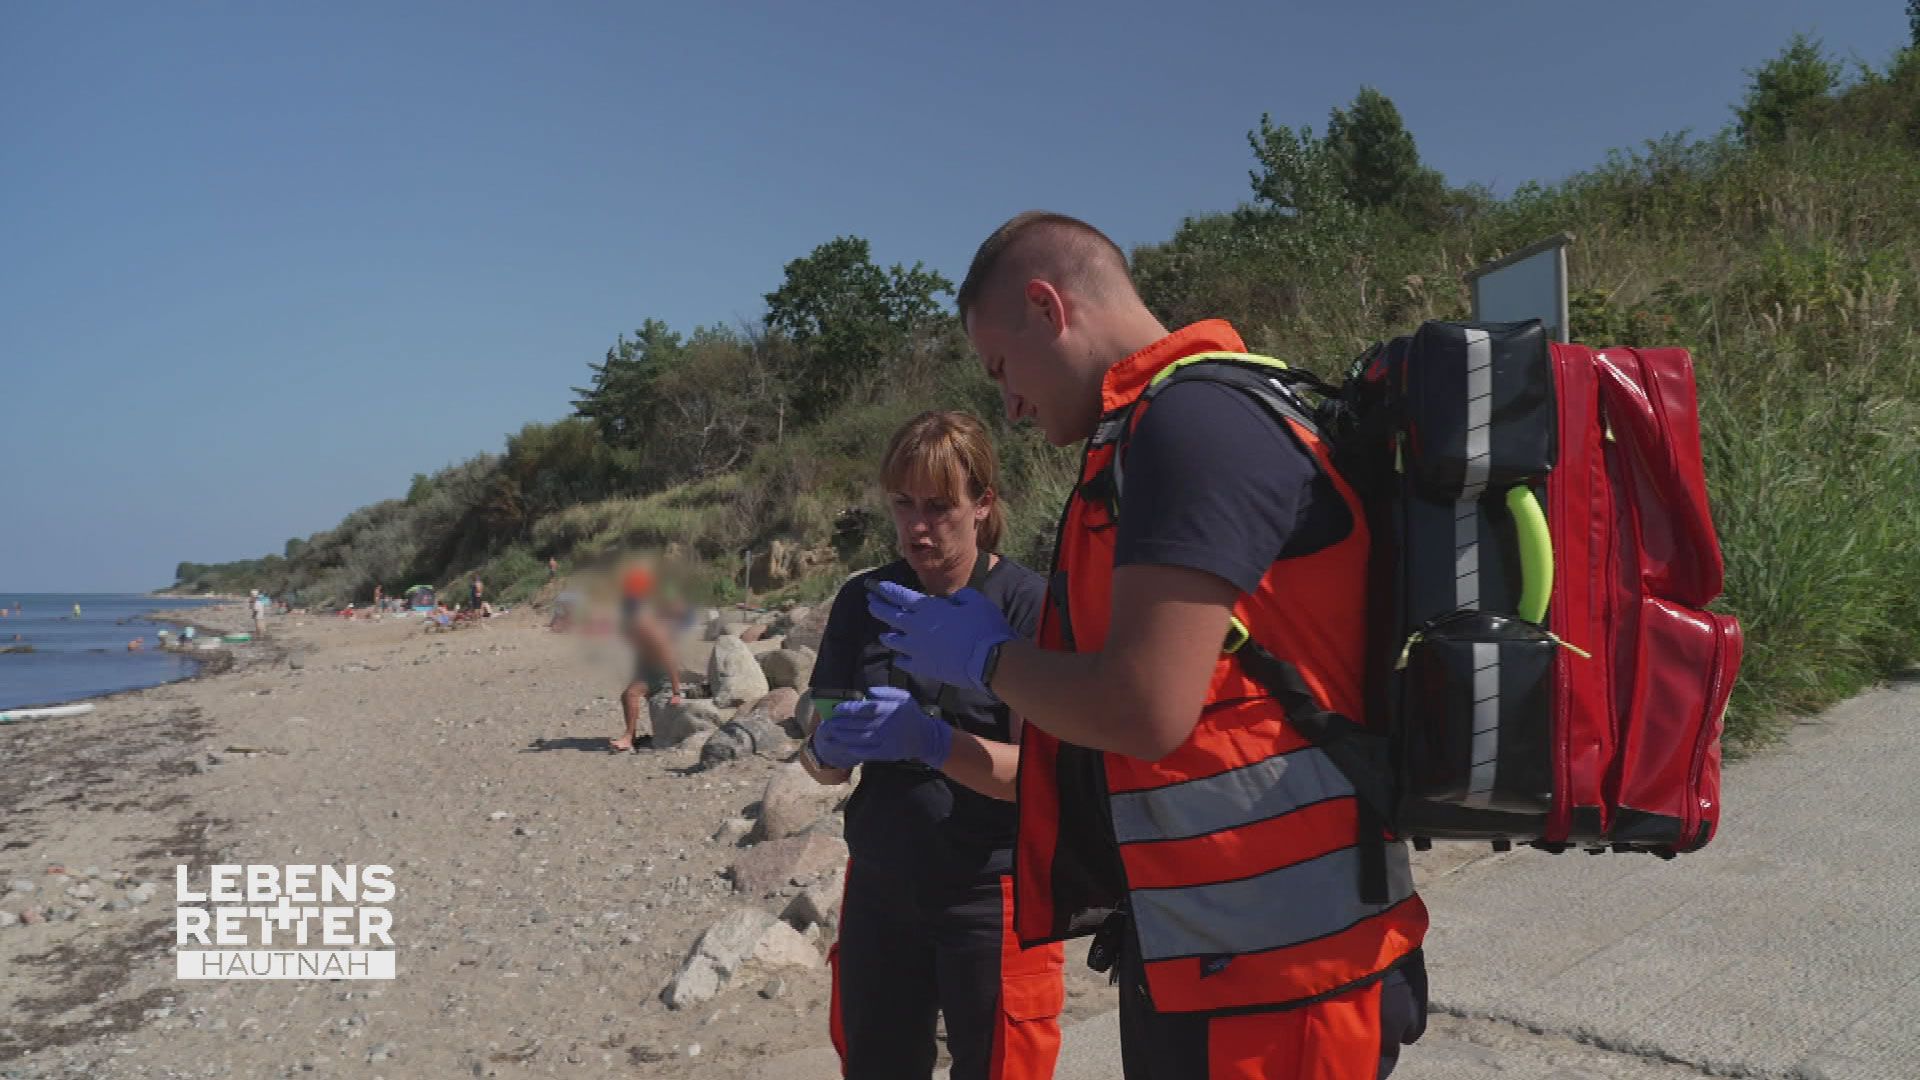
[1108,352,1330,507]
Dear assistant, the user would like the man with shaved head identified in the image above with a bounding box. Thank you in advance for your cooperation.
[867,211,1430,1078]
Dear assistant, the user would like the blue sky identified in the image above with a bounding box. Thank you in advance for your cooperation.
[1,1,1906,591]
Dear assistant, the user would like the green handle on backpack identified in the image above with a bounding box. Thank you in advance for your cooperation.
[1506,485,1553,624]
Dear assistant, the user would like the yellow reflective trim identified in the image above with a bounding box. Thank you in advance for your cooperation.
[1223,617,1251,654]
[1148,351,1291,389]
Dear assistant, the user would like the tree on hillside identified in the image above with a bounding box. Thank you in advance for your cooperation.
[1738,34,1842,144]
[1324,87,1447,216]
[1909,0,1919,48]
[571,319,684,450]
[1248,116,1349,218]
[763,236,954,420]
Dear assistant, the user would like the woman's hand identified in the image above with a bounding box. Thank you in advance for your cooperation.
[812,687,954,769]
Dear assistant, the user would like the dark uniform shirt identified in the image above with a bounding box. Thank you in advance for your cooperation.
[1113,378,1350,583]
[811,555,1045,905]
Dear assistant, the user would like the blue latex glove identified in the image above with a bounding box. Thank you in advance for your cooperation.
[865,580,1015,696]
[811,686,954,769]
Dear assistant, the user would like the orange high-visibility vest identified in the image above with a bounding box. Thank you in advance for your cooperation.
[1014,320,1429,1015]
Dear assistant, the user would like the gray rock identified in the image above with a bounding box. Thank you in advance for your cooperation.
[7,880,33,896]
[780,862,846,934]
[707,636,770,708]
[728,833,848,899]
[67,883,95,901]
[757,649,815,692]
[655,699,724,748]
[0,911,17,929]
[662,906,779,1010]
[736,691,800,745]
[698,724,754,766]
[711,818,754,846]
[707,618,751,642]
[749,921,820,969]
[783,605,832,654]
[759,976,787,1000]
[757,763,843,842]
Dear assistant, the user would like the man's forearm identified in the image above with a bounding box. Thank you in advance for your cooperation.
[988,640,1162,759]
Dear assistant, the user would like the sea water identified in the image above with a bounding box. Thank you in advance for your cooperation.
[0,593,222,711]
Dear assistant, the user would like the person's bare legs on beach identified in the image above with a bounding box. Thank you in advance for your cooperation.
[609,565,683,753]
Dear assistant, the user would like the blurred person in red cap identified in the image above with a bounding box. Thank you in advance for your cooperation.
[609,559,683,752]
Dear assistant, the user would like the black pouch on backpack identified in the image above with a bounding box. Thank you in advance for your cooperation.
[1396,611,1556,832]
[1398,320,1557,503]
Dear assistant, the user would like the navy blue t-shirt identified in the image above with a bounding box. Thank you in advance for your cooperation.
[1113,379,1351,587]
[809,555,1045,904]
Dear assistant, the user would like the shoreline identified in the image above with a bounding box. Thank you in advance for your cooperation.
[0,601,246,714]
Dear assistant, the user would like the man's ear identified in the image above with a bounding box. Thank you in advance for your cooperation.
[1024,279,1068,334]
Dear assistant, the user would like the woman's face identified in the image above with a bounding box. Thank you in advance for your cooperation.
[887,477,989,580]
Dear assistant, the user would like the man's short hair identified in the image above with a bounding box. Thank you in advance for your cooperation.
[957,211,1132,325]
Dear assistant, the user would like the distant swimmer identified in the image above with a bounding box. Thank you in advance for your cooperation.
[72,603,82,619]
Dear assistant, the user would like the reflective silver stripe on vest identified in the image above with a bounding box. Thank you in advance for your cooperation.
[1130,843,1416,963]
[1108,747,1353,845]
[1458,327,1497,808]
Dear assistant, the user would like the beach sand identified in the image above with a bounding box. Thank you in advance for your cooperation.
[0,602,1115,1079]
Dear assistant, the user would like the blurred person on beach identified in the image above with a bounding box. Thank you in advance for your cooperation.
[609,561,682,753]
[799,410,1064,1080]
[249,590,266,635]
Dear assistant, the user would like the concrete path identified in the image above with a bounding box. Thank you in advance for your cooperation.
[1047,678,1920,1079]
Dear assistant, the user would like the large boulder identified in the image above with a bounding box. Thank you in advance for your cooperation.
[757,762,843,842]
[758,648,815,691]
[783,604,833,655]
[654,699,724,748]
[740,689,800,730]
[708,635,770,707]
[662,906,777,1010]
[728,833,848,899]
[749,920,822,970]
[699,714,793,768]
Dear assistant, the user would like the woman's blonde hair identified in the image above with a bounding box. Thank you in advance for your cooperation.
[879,410,1007,553]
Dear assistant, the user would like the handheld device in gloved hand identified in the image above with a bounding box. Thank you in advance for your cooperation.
[812,686,955,770]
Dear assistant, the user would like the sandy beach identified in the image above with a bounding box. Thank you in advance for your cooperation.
[0,600,1122,1079]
